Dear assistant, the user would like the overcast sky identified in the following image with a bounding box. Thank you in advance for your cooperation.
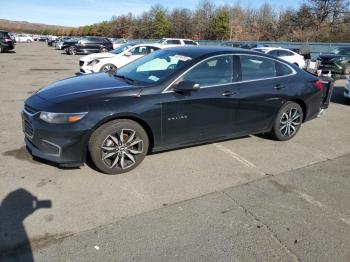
[0,0,303,27]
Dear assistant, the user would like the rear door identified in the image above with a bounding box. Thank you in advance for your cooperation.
[233,55,295,134]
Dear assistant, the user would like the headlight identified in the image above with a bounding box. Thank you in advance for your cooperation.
[39,112,87,124]
[87,59,100,66]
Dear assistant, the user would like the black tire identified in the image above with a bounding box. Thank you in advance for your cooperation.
[270,101,303,141]
[26,39,31,43]
[343,63,350,75]
[0,46,3,53]
[100,63,117,73]
[69,46,77,55]
[100,47,108,53]
[89,119,149,175]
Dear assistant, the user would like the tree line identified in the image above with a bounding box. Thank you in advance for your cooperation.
[26,0,350,42]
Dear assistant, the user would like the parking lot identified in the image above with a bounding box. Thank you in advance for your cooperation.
[1,42,350,261]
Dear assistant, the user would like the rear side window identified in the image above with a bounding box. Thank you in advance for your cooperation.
[267,50,279,57]
[240,55,276,81]
[276,62,293,76]
[184,40,196,45]
[166,40,181,45]
[278,50,293,57]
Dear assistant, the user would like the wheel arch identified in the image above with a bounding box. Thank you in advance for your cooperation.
[289,98,307,122]
[90,114,155,152]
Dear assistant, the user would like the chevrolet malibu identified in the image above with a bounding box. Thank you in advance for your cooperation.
[22,47,327,174]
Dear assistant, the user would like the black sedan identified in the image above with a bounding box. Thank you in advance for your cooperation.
[22,47,327,174]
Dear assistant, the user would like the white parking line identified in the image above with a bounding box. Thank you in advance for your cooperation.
[213,143,256,169]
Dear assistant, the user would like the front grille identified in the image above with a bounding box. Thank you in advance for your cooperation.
[79,60,84,66]
[24,104,38,115]
[23,118,34,138]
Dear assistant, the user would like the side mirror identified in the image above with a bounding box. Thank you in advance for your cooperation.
[173,80,200,92]
[124,51,132,57]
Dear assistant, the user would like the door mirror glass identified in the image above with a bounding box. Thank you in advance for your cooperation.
[173,80,200,92]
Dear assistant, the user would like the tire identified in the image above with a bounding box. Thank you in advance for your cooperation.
[0,46,3,53]
[100,47,108,53]
[270,101,303,141]
[343,63,350,75]
[26,39,31,43]
[100,63,117,73]
[89,119,149,175]
[69,46,77,55]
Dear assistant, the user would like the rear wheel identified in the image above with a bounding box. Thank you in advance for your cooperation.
[100,47,108,53]
[69,46,77,55]
[89,119,149,175]
[270,101,303,141]
[100,64,117,73]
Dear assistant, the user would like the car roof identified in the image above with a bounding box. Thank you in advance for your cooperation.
[162,46,269,58]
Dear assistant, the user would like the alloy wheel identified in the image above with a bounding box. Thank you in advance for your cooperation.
[279,108,302,137]
[101,129,144,169]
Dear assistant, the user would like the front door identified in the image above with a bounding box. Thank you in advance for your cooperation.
[161,55,239,147]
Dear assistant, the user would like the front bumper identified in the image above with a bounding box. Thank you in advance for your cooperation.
[22,109,91,166]
[319,62,343,74]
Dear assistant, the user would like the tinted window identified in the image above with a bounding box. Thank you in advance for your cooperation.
[276,62,293,76]
[182,55,233,86]
[166,40,181,45]
[240,55,276,81]
[267,50,279,57]
[148,46,160,53]
[278,50,293,56]
[130,46,148,55]
[184,40,196,45]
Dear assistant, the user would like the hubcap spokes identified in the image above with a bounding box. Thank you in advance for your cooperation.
[101,129,143,169]
[279,108,301,137]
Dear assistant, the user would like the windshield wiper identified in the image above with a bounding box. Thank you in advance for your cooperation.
[115,74,134,85]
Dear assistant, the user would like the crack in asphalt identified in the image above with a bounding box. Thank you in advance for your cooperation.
[221,191,301,262]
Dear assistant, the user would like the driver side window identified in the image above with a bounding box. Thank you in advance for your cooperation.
[181,56,234,87]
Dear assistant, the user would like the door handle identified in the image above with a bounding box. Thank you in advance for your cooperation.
[222,91,237,97]
[274,84,285,90]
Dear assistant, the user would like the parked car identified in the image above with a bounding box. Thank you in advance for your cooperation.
[253,47,306,68]
[22,46,330,174]
[344,77,350,101]
[61,38,80,54]
[156,38,198,47]
[318,46,350,75]
[222,42,267,49]
[15,34,34,43]
[55,37,72,50]
[0,30,15,53]
[47,36,58,46]
[65,37,113,55]
[79,43,163,74]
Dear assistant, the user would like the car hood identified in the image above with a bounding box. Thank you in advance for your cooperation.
[81,52,116,61]
[319,54,349,61]
[35,73,134,103]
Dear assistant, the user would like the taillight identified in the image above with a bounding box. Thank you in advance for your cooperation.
[315,80,323,91]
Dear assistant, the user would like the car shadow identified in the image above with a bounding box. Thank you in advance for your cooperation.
[0,189,52,261]
[3,50,16,54]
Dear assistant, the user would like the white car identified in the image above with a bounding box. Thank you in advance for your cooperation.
[345,76,350,101]
[15,34,34,43]
[155,38,199,47]
[253,47,306,69]
[79,43,163,74]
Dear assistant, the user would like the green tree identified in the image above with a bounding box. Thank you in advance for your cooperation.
[211,10,230,40]
[152,9,171,38]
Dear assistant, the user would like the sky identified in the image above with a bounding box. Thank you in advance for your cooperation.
[0,0,303,27]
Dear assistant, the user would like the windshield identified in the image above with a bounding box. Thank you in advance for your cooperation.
[115,49,194,85]
[111,44,133,54]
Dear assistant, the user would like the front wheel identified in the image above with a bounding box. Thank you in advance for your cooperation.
[343,63,350,75]
[89,119,149,175]
[100,63,117,73]
[270,101,303,141]
[100,47,108,53]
